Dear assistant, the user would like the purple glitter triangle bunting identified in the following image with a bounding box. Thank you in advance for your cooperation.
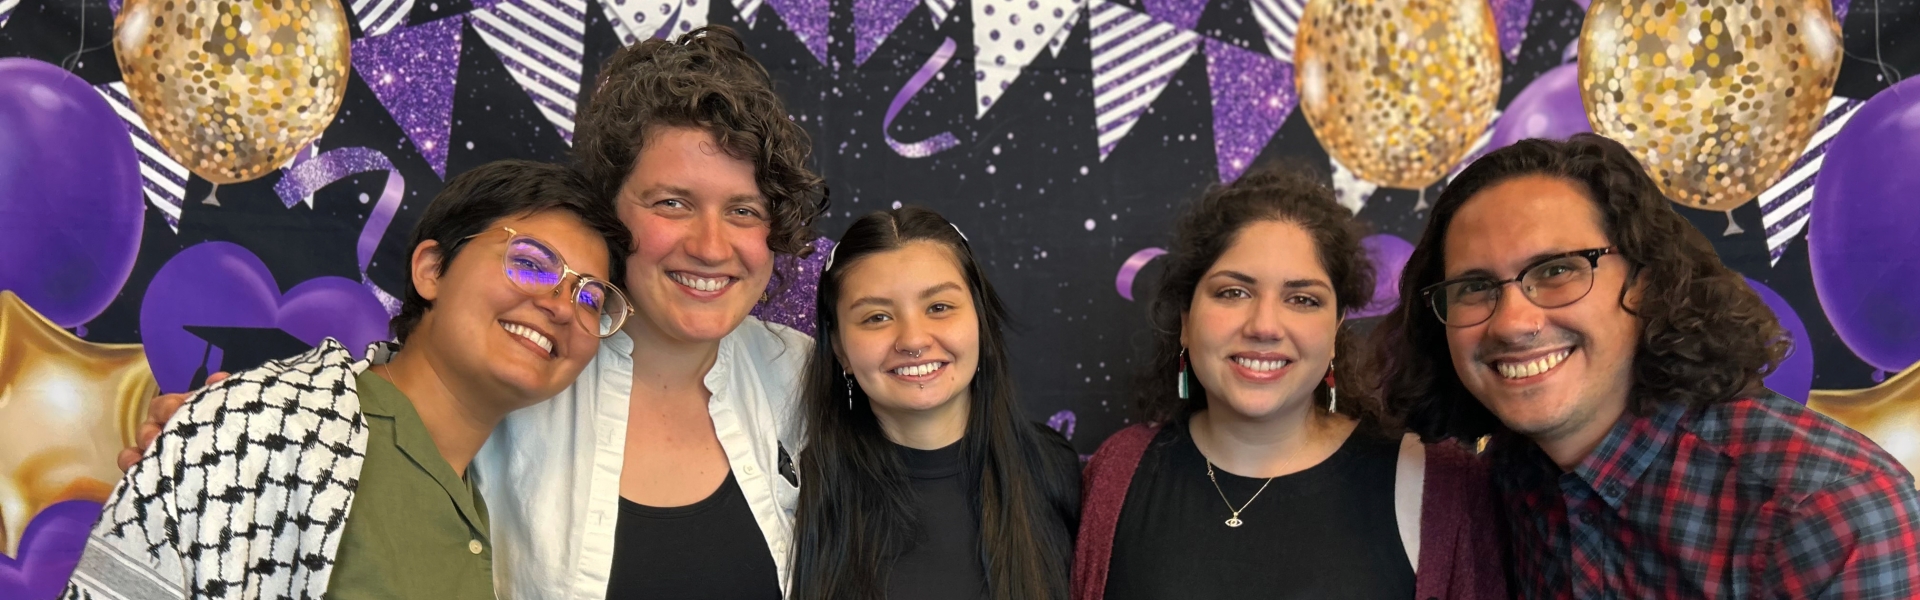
[1142,0,1206,31]
[767,0,830,64]
[352,16,464,178]
[1205,38,1294,182]
[855,0,920,65]
[1491,0,1531,61]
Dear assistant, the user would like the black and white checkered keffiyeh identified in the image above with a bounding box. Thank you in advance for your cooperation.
[64,339,391,600]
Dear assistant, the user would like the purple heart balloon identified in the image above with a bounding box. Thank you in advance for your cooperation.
[1808,75,1920,373]
[1489,63,1590,152]
[0,58,145,327]
[1352,234,1414,319]
[140,242,391,393]
[0,500,103,600]
[1745,278,1813,404]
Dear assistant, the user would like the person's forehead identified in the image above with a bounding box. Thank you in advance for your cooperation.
[1442,177,1609,276]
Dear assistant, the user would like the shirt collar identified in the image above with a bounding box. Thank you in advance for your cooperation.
[1569,400,1689,508]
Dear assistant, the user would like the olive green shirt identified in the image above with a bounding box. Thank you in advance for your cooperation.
[326,370,495,600]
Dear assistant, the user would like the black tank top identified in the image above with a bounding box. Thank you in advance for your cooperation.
[1105,421,1416,599]
[605,471,783,600]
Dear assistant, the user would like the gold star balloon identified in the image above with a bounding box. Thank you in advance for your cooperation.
[0,291,157,557]
[1294,0,1504,190]
[1810,363,1920,489]
[1578,0,1843,212]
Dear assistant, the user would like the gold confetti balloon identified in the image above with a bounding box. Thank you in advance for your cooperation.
[1579,0,1842,212]
[1294,0,1503,190]
[113,0,351,184]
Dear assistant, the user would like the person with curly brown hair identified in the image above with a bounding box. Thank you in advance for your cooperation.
[1373,133,1920,599]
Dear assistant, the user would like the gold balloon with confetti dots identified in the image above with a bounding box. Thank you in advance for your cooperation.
[113,0,351,184]
[0,292,158,556]
[1294,0,1504,190]
[1579,0,1842,212]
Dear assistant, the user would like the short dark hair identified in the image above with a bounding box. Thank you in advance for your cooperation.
[390,160,633,343]
[574,26,827,257]
[1137,163,1390,431]
[1374,134,1788,443]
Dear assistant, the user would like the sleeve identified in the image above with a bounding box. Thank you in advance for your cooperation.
[1767,469,1920,600]
[62,396,198,600]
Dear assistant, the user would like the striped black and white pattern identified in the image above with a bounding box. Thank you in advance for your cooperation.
[1761,96,1864,265]
[0,0,17,29]
[1090,0,1199,160]
[1252,0,1305,62]
[95,82,190,231]
[923,0,953,25]
[475,0,587,143]
[350,0,414,37]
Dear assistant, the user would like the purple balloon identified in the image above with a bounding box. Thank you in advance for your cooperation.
[1352,234,1414,319]
[1808,75,1920,373]
[1745,278,1814,404]
[141,242,391,393]
[0,58,145,327]
[0,500,102,600]
[1488,63,1590,152]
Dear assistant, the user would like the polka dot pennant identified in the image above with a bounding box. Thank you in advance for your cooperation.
[600,0,709,47]
[973,0,1081,117]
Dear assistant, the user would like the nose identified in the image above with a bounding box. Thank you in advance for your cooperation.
[1482,283,1546,344]
[895,312,935,358]
[684,212,731,265]
[530,279,579,328]
[1240,294,1284,343]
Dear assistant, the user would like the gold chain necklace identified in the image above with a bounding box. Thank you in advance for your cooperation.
[1204,458,1276,528]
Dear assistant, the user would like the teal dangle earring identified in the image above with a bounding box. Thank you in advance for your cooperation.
[1177,348,1190,400]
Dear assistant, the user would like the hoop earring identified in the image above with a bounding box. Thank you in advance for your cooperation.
[1177,348,1190,400]
[844,371,854,410]
[1325,365,1338,413]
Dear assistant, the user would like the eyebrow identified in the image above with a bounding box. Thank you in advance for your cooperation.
[1206,270,1331,290]
[847,281,967,310]
[637,184,766,205]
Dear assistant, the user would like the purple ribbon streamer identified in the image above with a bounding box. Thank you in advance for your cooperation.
[884,37,962,159]
[1115,247,1167,301]
[1047,409,1077,441]
[273,147,407,316]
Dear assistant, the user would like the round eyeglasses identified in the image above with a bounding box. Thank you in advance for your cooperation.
[460,227,632,338]
[1420,247,1617,328]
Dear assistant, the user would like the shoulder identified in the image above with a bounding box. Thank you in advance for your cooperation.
[181,339,364,423]
[1686,393,1915,502]
[727,316,816,379]
[1085,424,1162,477]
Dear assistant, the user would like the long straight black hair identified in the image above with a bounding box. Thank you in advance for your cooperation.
[789,206,1077,600]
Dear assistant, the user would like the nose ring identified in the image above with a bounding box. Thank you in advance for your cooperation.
[905,349,923,358]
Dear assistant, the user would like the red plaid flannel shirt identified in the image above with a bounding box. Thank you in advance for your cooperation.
[1491,393,1920,599]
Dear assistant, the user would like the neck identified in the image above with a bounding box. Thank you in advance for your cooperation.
[1189,398,1354,478]
[872,389,971,450]
[623,320,723,404]
[1535,395,1631,471]
[376,350,509,477]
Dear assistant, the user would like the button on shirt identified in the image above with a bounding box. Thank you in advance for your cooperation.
[327,370,495,600]
[1492,393,1920,599]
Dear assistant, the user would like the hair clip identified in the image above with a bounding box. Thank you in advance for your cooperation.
[824,240,841,272]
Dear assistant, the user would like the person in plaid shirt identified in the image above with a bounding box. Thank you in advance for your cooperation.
[1372,134,1920,599]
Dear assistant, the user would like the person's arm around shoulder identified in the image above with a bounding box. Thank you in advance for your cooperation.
[1767,467,1920,599]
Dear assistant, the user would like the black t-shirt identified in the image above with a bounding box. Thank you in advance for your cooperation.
[605,470,782,600]
[883,425,1082,600]
[1105,421,1415,600]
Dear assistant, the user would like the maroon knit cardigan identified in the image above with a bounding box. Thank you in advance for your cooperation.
[1071,424,1508,600]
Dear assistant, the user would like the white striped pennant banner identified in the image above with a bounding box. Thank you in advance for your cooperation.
[1251,0,1304,62]
[94,82,190,231]
[1089,0,1200,160]
[350,0,415,36]
[1760,96,1865,265]
[475,0,588,143]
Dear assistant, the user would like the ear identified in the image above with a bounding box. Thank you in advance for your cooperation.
[1621,265,1648,312]
[1178,311,1190,351]
[411,240,447,303]
[830,333,849,372]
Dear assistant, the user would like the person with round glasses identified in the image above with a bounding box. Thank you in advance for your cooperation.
[1374,134,1920,598]
[68,160,632,599]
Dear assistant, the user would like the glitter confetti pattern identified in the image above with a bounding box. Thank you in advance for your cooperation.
[1491,0,1533,61]
[474,0,587,143]
[1205,38,1295,182]
[1579,0,1844,212]
[1294,0,1503,190]
[1142,0,1206,31]
[855,0,920,65]
[112,0,353,184]
[94,82,190,231]
[352,16,464,178]
[751,237,834,336]
[768,0,829,63]
[1089,0,1200,159]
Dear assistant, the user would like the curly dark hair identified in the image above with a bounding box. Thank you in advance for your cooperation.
[391,160,633,343]
[1137,163,1391,432]
[573,26,827,256]
[1374,133,1789,443]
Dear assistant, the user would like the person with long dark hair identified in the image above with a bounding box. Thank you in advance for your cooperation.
[789,206,1080,600]
[1072,164,1505,599]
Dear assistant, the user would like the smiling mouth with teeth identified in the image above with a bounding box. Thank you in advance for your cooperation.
[1231,357,1291,372]
[502,321,555,357]
[1493,349,1571,380]
[893,362,946,377]
[669,272,732,293]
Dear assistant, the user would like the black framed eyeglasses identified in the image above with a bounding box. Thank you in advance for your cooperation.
[1420,247,1617,328]
[459,227,632,338]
